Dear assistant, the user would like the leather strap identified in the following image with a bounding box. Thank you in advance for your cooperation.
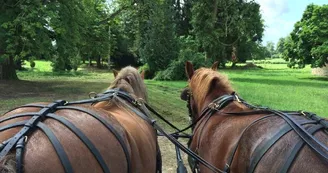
[279,124,324,173]
[268,109,328,162]
[37,122,73,173]
[46,113,110,173]
[0,100,66,160]
[56,106,131,173]
[0,112,38,123]
[248,118,318,173]
[0,121,28,132]
[224,115,276,173]
[15,137,26,173]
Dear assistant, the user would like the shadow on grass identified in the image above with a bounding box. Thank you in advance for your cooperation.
[20,71,92,77]
[300,77,328,82]
[0,80,109,100]
[231,77,327,89]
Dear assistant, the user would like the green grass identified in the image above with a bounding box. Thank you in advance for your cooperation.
[0,59,327,172]
[1,60,327,122]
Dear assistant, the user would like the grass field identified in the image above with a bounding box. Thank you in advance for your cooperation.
[0,59,327,172]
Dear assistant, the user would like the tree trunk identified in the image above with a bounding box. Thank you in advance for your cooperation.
[108,56,111,69]
[88,58,92,67]
[231,62,237,68]
[15,59,23,70]
[1,57,18,80]
[96,55,101,68]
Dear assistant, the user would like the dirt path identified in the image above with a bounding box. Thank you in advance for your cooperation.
[158,137,191,173]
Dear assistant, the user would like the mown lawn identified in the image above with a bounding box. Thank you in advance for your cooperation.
[1,60,327,121]
[0,60,327,172]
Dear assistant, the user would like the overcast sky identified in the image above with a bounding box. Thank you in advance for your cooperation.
[255,0,327,46]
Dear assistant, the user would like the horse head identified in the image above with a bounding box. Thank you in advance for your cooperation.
[110,66,147,101]
[181,61,233,122]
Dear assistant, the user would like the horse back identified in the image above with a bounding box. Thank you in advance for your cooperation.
[193,113,328,173]
[0,103,130,173]
[96,104,158,172]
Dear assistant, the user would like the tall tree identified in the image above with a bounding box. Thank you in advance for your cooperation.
[0,0,52,79]
[0,0,114,79]
[138,0,178,76]
[283,4,328,68]
[191,0,264,66]
[276,37,286,55]
[173,0,194,36]
[266,41,275,58]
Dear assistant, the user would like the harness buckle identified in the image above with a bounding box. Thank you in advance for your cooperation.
[300,111,306,117]
[133,98,144,106]
[208,103,219,110]
[224,163,230,173]
[88,92,97,99]
[234,94,241,103]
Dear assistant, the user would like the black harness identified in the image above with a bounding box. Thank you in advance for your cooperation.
[0,89,162,173]
[185,92,328,173]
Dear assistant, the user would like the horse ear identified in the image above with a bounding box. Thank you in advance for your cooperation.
[211,61,219,71]
[113,69,118,78]
[140,70,145,80]
[185,61,194,79]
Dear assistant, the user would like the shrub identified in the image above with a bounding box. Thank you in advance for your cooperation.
[154,48,211,80]
[30,61,36,68]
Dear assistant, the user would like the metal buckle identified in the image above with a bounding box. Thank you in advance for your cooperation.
[189,91,193,97]
[208,102,219,110]
[300,111,306,117]
[24,136,28,143]
[224,163,230,172]
[133,98,144,106]
[235,94,241,103]
[89,92,97,99]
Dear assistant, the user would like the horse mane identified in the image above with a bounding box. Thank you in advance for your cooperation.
[0,154,15,173]
[109,66,147,102]
[94,66,147,114]
[189,67,233,110]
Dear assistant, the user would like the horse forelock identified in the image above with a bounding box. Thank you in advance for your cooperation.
[109,66,148,102]
[189,68,232,111]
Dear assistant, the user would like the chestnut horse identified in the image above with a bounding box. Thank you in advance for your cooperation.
[181,61,328,173]
[0,66,160,173]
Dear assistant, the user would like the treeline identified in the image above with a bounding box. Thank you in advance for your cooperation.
[1,0,268,80]
[0,0,111,79]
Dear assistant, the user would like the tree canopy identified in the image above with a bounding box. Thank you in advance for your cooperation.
[0,0,111,79]
[282,4,328,68]
[191,0,264,65]
[1,0,267,80]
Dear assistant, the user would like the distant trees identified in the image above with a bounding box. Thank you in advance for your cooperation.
[265,41,276,58]
[1,0,266,80]
[282,4,328,68]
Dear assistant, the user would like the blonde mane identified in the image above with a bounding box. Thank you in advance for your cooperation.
[109,66,147,102]
[94,66,147,113]
[189,67,233,110]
